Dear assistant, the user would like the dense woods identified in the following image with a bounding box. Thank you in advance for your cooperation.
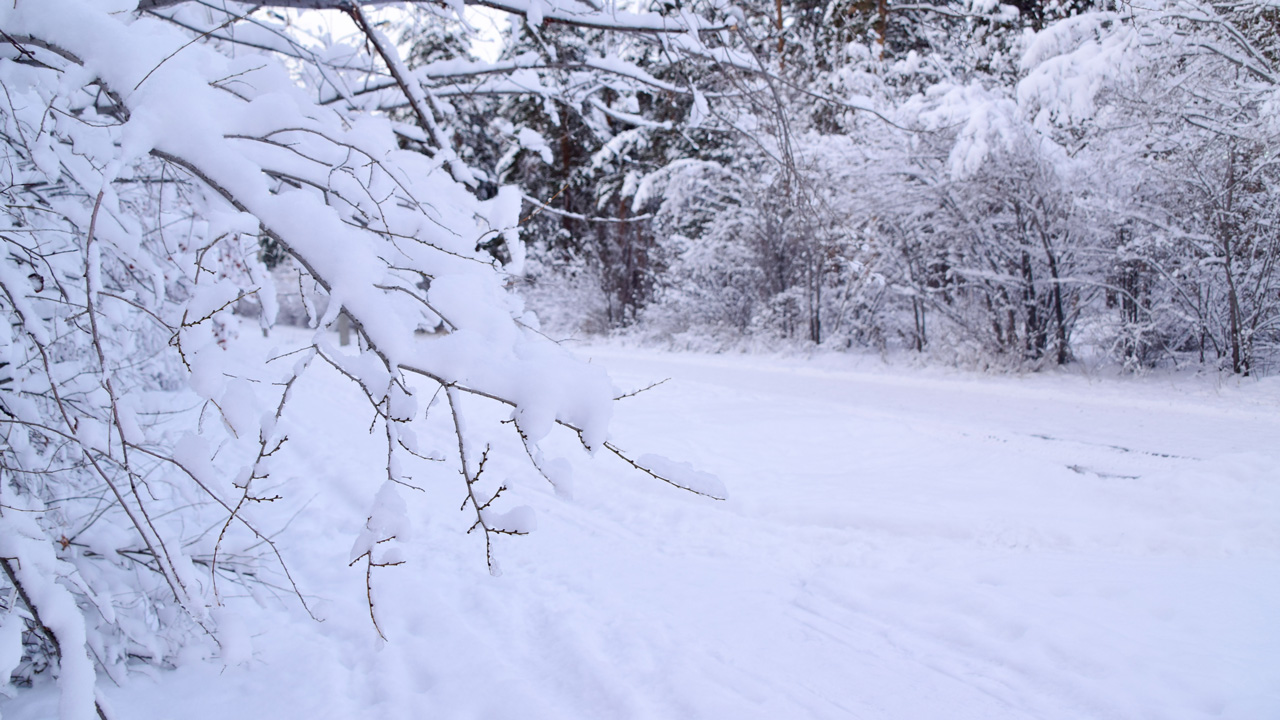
[489,0,1279,374]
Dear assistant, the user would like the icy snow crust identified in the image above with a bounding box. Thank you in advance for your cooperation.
[5,340,1276,720]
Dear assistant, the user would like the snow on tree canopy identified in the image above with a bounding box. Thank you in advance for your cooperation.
[0,0,725,714]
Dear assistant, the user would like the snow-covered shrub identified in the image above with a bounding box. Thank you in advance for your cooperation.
[517,239,614,337]
[0,2,728,716]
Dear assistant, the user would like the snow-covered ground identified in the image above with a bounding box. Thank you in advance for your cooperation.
[6,344,1279,719]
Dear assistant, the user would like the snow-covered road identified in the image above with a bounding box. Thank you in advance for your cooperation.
[568,347,1280,720]
[8,346,1278,719]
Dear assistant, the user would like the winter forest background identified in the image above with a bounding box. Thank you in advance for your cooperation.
[0,0,1277,717]
[503,0,1280,374]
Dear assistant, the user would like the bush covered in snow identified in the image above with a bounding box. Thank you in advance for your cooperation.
[0,1,730,716]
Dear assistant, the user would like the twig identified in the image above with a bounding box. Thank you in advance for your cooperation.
[613,378,669,401]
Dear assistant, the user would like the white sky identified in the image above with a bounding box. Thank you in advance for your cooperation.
[285,5,508,62]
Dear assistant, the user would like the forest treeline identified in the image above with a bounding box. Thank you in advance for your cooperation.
[418,0,1280,374]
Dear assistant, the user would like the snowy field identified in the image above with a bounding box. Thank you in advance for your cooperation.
[5,343,1279,720]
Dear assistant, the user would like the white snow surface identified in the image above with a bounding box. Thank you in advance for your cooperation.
[4,341,1278,719]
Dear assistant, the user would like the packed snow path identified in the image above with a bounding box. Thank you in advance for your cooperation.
[8,346,1279,719]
